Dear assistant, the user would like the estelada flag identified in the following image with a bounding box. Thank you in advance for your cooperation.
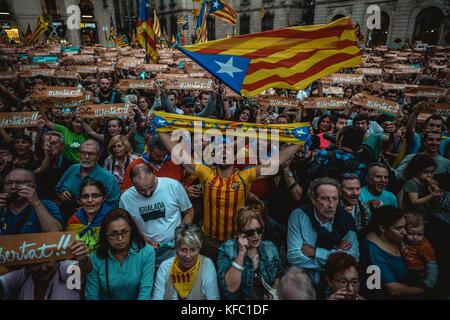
[209,0,237,25]
[137,0,158,63]
[177,17,363,96]
[30,15,49,45]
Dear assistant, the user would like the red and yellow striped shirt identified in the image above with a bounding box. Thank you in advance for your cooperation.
[195,163,256,241]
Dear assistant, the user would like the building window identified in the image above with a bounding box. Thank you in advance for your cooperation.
[169,0,176,7]
[240,0,249,6]
[207,16,215,41]
[413,6,444,45]
[261,12,273,32]
[240,14,250,35]
[170,15,177,39]
[331,14,346,22]
[159,0,165,8]
[370,11,390,46]
[44,0,58,15]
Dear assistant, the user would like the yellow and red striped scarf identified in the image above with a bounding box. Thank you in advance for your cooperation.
[170,256,199,299]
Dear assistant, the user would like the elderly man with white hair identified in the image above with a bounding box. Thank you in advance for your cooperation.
[287,177,359,286]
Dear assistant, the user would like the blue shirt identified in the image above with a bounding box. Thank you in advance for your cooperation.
[217,239,283,300]
[359,186,398,208]
[0,200,62,235]
[287,207,359,284]
[360,237,407,299]
[85,243,155,300]
[55,164,120,208]
[314,149,367,181]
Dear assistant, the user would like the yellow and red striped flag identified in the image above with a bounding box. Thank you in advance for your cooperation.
[196,1,208,44]
[153,9,162,40]
[178,17,363,96]
[30,15,49,45]
[209,0,237,25]
[137,0,158,63]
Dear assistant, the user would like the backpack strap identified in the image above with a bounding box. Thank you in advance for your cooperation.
[14,206,33,234]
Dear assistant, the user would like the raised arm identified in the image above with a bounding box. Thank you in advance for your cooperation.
[158,131,196,175]
[255,144,302,180]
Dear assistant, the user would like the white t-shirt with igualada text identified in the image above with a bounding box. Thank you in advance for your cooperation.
[119,177,192,243]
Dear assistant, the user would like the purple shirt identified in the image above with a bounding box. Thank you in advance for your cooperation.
[0,260,80,300]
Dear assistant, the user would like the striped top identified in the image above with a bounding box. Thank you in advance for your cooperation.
[195,164,256,241]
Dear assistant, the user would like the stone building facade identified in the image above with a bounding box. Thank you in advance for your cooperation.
[314,0,449,46]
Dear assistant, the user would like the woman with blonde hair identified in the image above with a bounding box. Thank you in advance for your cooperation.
[217,206,284,300]
[103,134,139,188]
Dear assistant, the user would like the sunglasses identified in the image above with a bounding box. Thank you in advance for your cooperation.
[243,227,264,237]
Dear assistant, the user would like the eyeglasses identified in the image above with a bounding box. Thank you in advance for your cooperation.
[79,193,103,200]
[79,151,99,157]
[333,278,360,287]
[243,227,264,237]
[107,228,130,240]
[4,180,33,186]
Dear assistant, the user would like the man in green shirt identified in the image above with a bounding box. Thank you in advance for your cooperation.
[352,114,395,159]
[39,106,88,162]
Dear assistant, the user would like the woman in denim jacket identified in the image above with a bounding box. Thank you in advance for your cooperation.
[217,207,284,300]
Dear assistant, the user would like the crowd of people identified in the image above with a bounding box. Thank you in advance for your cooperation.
[0,39,448,300]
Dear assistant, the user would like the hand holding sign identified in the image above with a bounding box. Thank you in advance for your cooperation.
[70,240,89,263]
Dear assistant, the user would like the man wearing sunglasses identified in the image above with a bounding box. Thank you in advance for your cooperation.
[0,168,62,235]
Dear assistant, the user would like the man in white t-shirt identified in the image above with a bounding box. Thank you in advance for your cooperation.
[119,163,193,267]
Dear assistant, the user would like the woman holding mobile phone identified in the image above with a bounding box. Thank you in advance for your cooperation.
[217,207,284,300]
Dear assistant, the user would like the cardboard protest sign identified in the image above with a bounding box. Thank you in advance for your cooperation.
[322,86,344,95]
[54,71,81,80]
[321,74,365,85]
[352,93,400,117]
[0,71,16,80]
[70,66,97,74]
[136,64,169,72]
[419,101,450,117]
[405,86,448,98]
[257,95,301,108]
[164,78,213,91]
[119,79,157,90]
[33,86,83,100]
[40,94,94,109]
[20,69,55,77]
[0,231,75,267]
[355,68,382,75]
[97,65,115,73]
[157,73,189,79]
[0,112,40,128]
[78,104,131,118]
[302,98,348,110]
[189,72,212,78]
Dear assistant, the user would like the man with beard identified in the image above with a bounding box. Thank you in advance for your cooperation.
[339,173,372,231]
[96,77,123,104]
[360,162,398,209]
[287,177,358,286]
[0,142,14,187]
[56,139,120,212]
[119,163,193,267]
[158,131,303,262]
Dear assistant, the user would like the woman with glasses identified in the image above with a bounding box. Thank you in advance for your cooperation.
[85,208,155,300]
[324,252,365,300]
[217,207,284,300]
[152,224,220,300]
[65,180,112,254]
[103,135,139,189]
